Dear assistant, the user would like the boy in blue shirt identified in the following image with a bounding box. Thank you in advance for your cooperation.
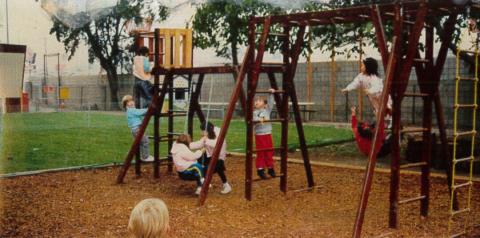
[122,95,153,162]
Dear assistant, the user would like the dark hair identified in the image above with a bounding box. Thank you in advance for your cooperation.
[363,57,378,76]
[137,46,149,56]
[176,134,192,147]
[357,121,376,139]
[200,122,216,140]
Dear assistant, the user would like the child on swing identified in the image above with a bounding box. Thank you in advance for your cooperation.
[341,57,392,119]
[351,106,392,158]
[254,88,276,180]
[170,134,205,195]
[122,95,154,162]
[190,122,232,194]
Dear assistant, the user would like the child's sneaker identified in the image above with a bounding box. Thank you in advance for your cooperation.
[257,169,268,180]
[141,155,154,162]
[268,168,276,178]
[195,186,202,195]
[220,182,232,194]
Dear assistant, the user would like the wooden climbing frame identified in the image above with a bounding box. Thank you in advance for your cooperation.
[195,1,479,237]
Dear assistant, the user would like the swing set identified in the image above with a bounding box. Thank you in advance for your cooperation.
[117,1,480,237]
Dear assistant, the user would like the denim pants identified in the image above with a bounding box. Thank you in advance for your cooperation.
[131,127,149,160]
[134,78,153,108]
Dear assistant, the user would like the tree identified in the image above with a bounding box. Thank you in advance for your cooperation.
[49,0,168,109]
[305,0,477,70]
[192,0,284,66]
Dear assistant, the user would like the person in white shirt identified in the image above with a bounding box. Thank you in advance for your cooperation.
[341,57,392,118]
[190,122,232,194]
[170,134,205,195]
[133,46,153,108]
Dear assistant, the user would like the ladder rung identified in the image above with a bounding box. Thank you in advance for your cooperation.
[401,128,428,133]
[262,62,286,66]
[454,156,474,164]
[454,104,477,109]
[400,162,427,169]
[398,195,426,205]
[413,58,429,63]
[169,110,188,113]
[159,113,187,117]
[252,147,283,153]
[451,208,470,216]
[456,76,478,81]
[404,92,429,97]
[256,90,285,94]
[253,118,286,124]
[167,132,183,136]
[454,130,476,137]
[452,181,472,190]
[458,49,477,54]
[252,173,284,182]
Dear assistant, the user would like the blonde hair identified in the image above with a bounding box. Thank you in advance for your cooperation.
[128,198,169,238]
[122,95,134,109]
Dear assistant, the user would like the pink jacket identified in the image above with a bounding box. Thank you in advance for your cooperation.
[170,142,203,172]
[190,127,227,160]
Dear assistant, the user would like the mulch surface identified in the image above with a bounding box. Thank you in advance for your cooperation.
[1,156,480,237]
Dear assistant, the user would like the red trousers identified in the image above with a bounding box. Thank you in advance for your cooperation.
[255,134,274,169]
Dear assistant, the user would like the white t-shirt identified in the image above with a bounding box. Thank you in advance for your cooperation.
[344,73,384,95]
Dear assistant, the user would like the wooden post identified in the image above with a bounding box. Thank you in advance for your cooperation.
[280,24,291,193]
[306,29,313,112]
[352,36,399,238]
[154,29,161,179]
[285,26,315,189]
[167,72,174,173]
[330,52,336,122]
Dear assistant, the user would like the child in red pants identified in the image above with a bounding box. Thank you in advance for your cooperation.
[253,89,276,179]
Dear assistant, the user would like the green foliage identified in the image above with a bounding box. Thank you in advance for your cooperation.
[49,0,169,106]
[192,0,284,64]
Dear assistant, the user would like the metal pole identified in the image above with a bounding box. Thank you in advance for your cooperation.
[5,0,9,43]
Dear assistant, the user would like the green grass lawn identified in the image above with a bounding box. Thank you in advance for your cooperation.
[0,112,353,174]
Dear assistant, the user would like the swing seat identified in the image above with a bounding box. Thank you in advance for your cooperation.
[177,171,201,181]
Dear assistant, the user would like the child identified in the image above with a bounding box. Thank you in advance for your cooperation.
[351,106,391,158]
[133,46,153,108]
[341,57,392,119]
[253,88,276,179]
[170,134,205,195]
[190,122,232,194]
[122,95,153,162]
[128,198,169,238]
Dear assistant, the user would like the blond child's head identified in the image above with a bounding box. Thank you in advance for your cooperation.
[122,95,135,109]
[128,198,169,238]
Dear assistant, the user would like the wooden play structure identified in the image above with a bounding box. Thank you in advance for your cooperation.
[0,44,27,113]
[197,1,479,237]
[117,1,480,237]
[117,25,315,202]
